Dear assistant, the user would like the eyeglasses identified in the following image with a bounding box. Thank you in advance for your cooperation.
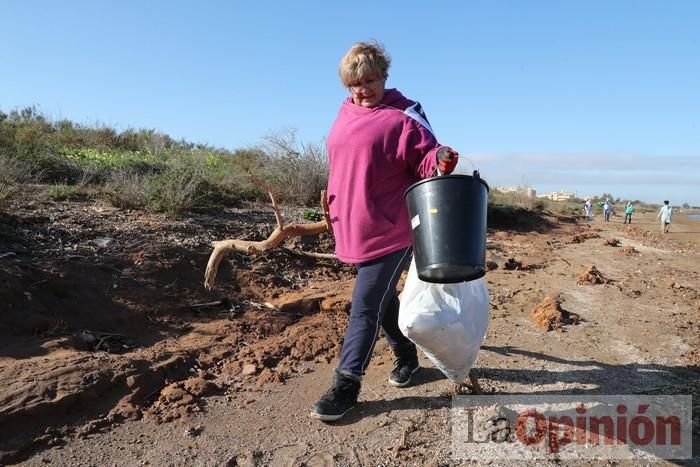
[348,78,382,91]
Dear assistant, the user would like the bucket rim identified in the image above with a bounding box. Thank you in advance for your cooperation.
[403,173,490,200]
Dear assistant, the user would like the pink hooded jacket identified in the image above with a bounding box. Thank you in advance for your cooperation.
[326,88,443,264]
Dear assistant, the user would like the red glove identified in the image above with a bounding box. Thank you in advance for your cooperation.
[436,147,459,174]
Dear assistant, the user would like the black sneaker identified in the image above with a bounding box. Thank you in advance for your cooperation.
[389,342,420,387]
[310,369,361,422]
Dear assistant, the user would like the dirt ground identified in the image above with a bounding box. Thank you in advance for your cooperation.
[1,189,698,466]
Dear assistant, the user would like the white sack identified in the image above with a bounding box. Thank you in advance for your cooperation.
[398,258,489,384]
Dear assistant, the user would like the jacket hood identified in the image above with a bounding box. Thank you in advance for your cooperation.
[343,88,412,110]
[380,88,410,107]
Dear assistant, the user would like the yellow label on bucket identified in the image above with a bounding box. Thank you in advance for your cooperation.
[430,208,438,214]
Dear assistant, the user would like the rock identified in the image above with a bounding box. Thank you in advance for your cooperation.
[160,384,188,402]
[183,425,203,437]
[91,237,116,248]
[504,258,523,270]
[70,330,97,350]
[241,364,257,376]
[183,377,217,397]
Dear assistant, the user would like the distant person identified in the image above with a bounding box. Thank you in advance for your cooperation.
[623,201,635,224]
[584,199,593,220]
[310,41,459,422]
[603,198,612,222]
[657,200,672,233]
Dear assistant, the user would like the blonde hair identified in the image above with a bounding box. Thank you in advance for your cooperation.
[338,41,391,87]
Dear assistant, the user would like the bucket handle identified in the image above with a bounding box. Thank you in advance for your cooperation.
[463,156,477,173]
[434,153,478,176]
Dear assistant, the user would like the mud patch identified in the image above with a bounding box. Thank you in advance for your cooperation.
[0,191,356,464]
[529,293,580,331]
[145,377,219,423]
[577,265,612,285]
[568,232,600,244]
[618,245,638,255]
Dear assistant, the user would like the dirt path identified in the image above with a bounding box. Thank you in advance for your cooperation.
[2,196,698,466]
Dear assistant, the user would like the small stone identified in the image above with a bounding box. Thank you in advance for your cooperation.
[241,364,257,376]
[183,425,203,437]
[91,236,116,248]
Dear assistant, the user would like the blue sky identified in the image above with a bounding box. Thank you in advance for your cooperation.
[2,1,698,205]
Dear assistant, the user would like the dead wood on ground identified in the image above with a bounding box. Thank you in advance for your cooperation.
[204,181,333,290]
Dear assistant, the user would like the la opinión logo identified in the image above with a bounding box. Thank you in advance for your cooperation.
[452,395,692,460]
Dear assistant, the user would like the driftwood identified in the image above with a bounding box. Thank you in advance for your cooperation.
[204,183,333,290]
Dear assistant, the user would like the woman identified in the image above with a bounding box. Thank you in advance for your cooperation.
[311,41,459,421]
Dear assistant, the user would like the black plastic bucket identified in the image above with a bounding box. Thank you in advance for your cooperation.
[404,172,489,283]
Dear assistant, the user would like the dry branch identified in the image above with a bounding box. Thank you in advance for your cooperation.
[204,188,333,290]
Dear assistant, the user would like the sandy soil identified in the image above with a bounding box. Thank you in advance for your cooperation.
[1,190,698,466]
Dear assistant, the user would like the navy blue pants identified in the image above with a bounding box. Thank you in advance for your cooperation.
[338,247,413,377]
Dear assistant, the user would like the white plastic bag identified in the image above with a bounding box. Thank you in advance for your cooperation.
[398,258,489,384]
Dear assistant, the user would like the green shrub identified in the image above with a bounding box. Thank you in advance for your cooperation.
[103,171,148,210]
[1,107,330,214]
[46,183,83,201]
[101,153,260,216]
[256,129,328,206]
[489,190,548,211]
[61,147,162,171]
[302,209,322,221]
[143,154,213,216]
[0,154,32,202]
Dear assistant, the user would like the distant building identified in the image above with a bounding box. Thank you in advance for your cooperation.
[537,189,575,201]
[494,186,537,198]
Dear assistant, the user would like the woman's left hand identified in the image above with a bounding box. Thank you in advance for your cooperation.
[437,147,459,174]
